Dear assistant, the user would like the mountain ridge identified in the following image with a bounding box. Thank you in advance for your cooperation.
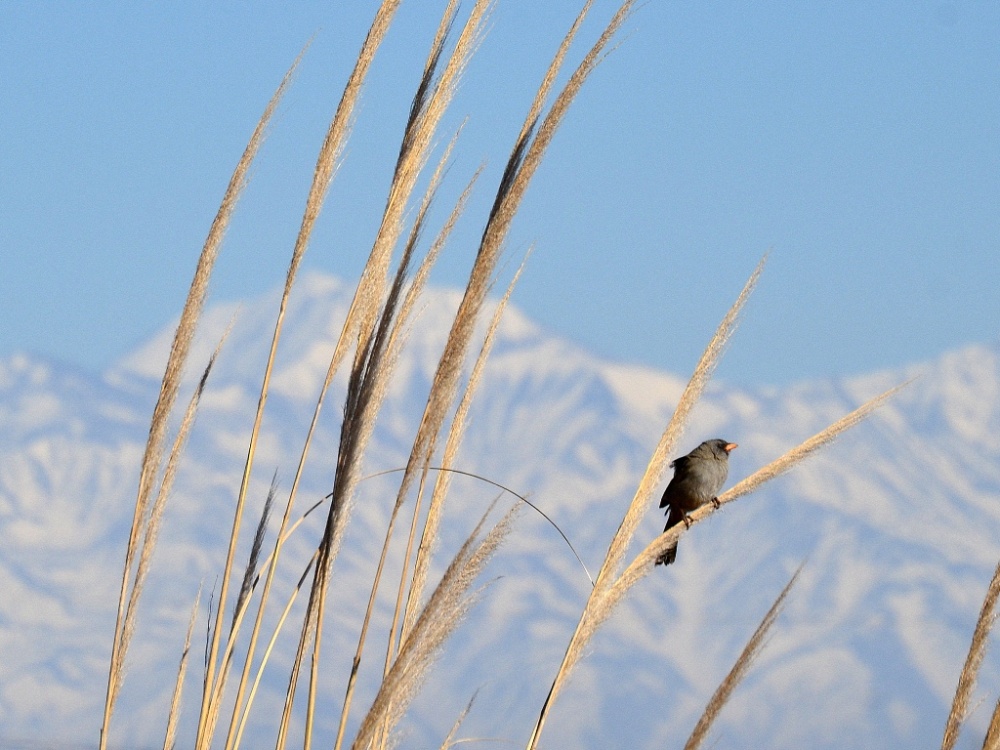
[2,271,999,749]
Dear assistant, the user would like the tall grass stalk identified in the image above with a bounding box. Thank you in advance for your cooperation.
[401,259,528,646]
[162,587,202,750]
[196,3,405,746]
[221,27,478,750]
[524,254,763,749]
[123,333,228,685]
[232,471,278,635]
[984,696,1000,750]
[333,3,636,746]
[297,236,408,748]
[684,566,802,750]
[351,504,520,750]
[373,261,528,750]
[97,47,301,750]
[332,160,480,750]
[525,262,905,748]
[232,552,319,750]
[211,498,327,742]
[941,556,1000,750]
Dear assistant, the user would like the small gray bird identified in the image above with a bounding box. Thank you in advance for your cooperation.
[655,439,737,566]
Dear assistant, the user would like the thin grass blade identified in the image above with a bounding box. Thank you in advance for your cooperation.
[684,565,802,750]
[524,251,762,750]
[99,44,299,750]
[942,557,1000,750]
[163,586,202,750]
[204,5,403,746]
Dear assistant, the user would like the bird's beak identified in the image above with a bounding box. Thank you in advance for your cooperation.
[725,443,738,453]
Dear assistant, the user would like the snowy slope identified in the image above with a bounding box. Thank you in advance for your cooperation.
[2,271,999,749]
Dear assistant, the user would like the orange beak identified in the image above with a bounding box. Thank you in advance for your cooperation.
[724,443,738,453]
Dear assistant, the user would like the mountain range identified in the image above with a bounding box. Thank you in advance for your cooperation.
[2,271,999,749]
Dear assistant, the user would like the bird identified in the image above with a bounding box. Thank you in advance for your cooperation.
[655,439,737,566]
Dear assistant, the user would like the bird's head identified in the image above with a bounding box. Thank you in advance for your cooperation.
[706,439,738,458]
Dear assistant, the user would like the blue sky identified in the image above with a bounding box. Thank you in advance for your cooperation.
[2,1,998,387]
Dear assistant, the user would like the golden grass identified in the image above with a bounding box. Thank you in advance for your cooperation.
[162,586,201,750]
[352,504,519,750]
[524,254,764,749]
[363,261,529,750]
[349,0,482,360]
[121,333,227,684]
[98,45,301,750]
[525,255,905,748]
[401,259,528,644]
[985,696,1000,750]
[374,261,523,723]
[305,8,498,746]
[333,3,636,745]
[203,2,409,745]
[233,470,277,634]
[192,29,347,738]
[301,277,402,746]
[684,565,802,750]
[331,160,482,750]
[941,556,1000,750]
[102,3,953,749]
[232,552,318,750]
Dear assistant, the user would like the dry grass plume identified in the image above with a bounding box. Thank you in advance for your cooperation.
[525,254,906,748]
[941,556,1000,750]
[99,46,301,750]
[684,566,802,750]
[95,4,940,750]
[162,586,202,750]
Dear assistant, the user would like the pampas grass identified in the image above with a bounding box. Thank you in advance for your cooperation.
[523,256,905,748]
[163,586,202,750]
[98,47,301,750]
[523,255,768,749]
[198,0,399,733]
[102,3,642,749]
[402,260,528,643]
[352,504,519,750]
[941,557,1000,750]
[683,566,802,750]
[985,693,1000,750]
[123,332,228,679]
[98,4,992,750]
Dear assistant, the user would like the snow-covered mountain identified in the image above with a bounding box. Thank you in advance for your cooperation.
[3,271,999,749]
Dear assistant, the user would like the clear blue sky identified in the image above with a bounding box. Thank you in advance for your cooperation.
[2,1,998,387]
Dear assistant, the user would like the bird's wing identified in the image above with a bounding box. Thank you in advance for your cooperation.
[659,457,686,508]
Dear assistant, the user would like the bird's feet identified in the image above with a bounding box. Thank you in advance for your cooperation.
[682,513,693,529]
[710,496,721,509]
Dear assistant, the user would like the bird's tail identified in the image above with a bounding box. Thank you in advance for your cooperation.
[655,506,685,566]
